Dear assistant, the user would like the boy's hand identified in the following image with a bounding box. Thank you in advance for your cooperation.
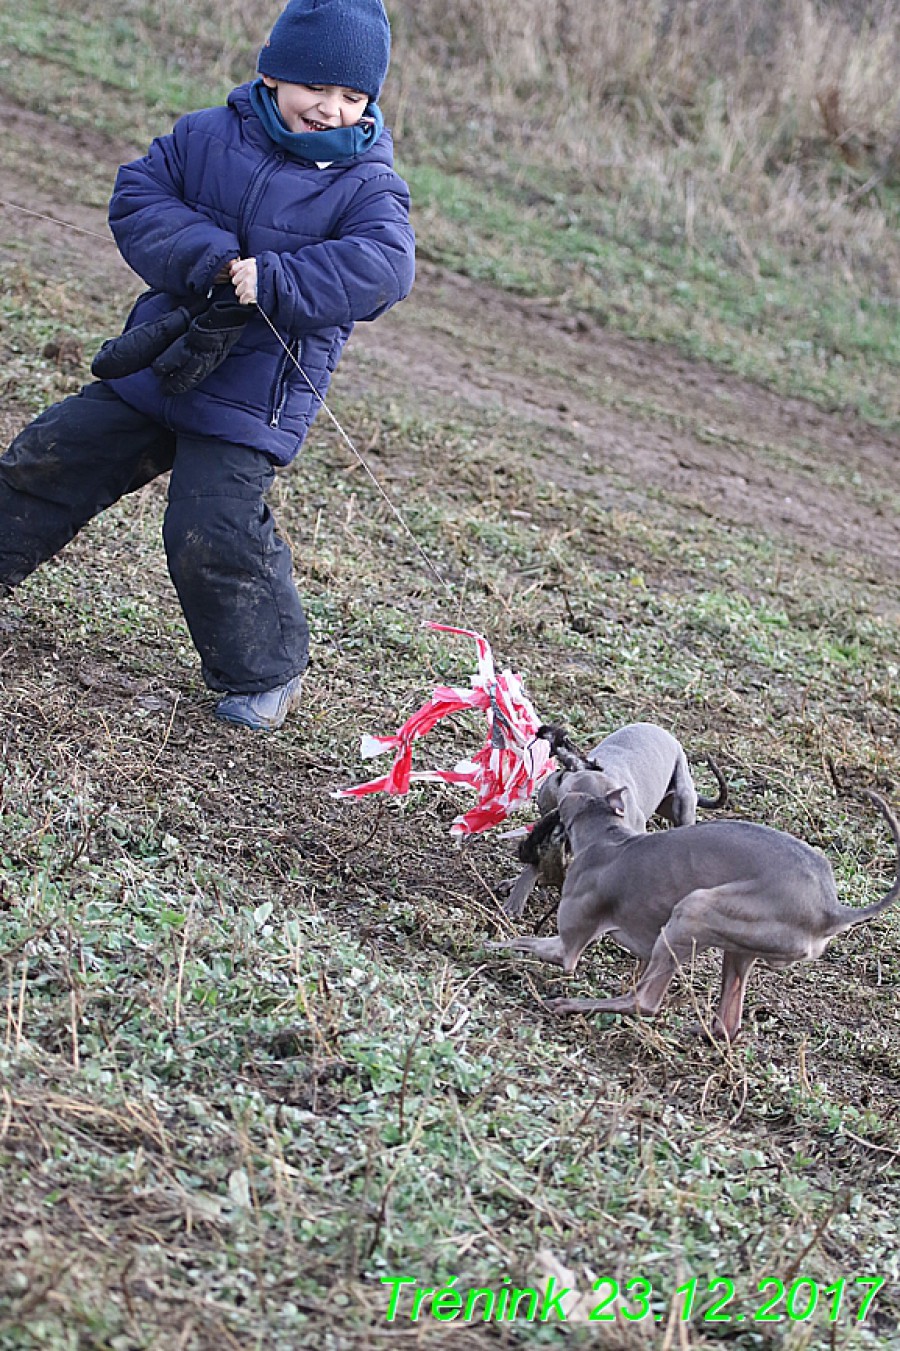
[229,257,259,305]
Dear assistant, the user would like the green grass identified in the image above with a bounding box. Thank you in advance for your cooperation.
[0,3,243,138]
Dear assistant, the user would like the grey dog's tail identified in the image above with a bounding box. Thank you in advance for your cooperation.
[697,755,729,810]
[843,790,900,926]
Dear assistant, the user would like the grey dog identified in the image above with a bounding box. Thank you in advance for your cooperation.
[501,722,728,918]
[490,771,900,1040]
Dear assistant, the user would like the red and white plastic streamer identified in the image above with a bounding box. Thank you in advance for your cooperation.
[334,622,555,836]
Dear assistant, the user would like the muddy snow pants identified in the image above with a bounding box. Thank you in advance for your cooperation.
[0,382,309,693]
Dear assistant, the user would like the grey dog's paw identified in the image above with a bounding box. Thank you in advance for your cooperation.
[686,1017,738,1044]
[500,899,526,919]
[543,996,593,1015]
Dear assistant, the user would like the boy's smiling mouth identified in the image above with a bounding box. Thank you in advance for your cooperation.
[302,116,331,131]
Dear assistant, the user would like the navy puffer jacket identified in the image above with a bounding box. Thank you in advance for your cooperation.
[104,82,415,464]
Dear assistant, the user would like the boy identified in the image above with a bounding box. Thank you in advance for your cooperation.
[0,0,414,730]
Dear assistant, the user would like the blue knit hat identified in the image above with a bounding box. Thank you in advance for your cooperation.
[258,0,391,101]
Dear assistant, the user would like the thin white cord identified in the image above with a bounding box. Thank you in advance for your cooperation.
[256,306,452,594]
[0,198,113,243]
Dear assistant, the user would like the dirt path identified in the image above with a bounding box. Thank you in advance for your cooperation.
[348,267,899,580]
[1,94,898,591]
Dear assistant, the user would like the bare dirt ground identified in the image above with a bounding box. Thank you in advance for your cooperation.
[352,269,900,578]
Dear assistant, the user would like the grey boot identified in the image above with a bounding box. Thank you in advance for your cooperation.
[215,674,303,732]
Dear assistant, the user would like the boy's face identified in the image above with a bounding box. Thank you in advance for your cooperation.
[261,77,368,131]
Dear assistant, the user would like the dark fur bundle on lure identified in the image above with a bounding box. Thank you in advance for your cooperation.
[519,725,607,884]
[535,724,606,775]
[519,807,564,866]
[518,808,569,891]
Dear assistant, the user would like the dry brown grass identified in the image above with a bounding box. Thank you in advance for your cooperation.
[393,0,899,159]
[146,0,899,186]
[382,0,900,283]
[14,0,897,301]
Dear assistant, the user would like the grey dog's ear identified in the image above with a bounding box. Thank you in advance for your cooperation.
[605,787,628,816]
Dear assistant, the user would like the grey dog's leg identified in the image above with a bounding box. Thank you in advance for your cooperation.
[486,933,568,967]
[546,899,713,1016]
[712,952,757,1041]
[489,887,606,973]
[666,750,699,827]
[501,863,538,918]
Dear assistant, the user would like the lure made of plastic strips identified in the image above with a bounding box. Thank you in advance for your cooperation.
[334,622,555,836]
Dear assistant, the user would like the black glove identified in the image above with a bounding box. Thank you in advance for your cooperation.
[91,297,208,380]
[151,299,255,395]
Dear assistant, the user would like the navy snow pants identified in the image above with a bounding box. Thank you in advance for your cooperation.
[0,382,309,693]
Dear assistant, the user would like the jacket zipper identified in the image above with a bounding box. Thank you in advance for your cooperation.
[270,339,301,427]
[237,152,284,252]
[239,149,302,429]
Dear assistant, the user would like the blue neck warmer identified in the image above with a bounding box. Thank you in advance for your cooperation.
[249,78,384,163]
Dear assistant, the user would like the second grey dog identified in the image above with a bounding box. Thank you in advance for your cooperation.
[490,774,900,1041]
[502,722,727,917]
